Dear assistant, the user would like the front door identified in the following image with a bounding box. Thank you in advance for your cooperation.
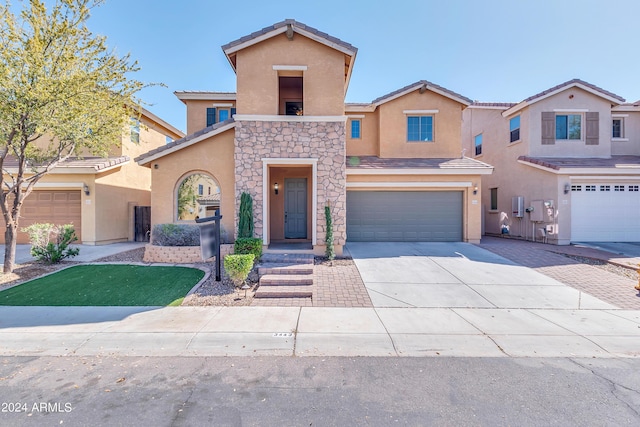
[284,178,307,239]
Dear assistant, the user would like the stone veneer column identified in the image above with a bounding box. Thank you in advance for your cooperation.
[234,120,346,246]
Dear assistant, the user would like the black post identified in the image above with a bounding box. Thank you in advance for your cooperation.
[196,211,223,281]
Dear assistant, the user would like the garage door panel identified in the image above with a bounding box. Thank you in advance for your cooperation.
[2,190,82,244]
[571,183,640,242]
[347,191,462,242]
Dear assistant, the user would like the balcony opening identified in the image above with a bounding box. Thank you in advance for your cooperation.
[279,76,303,116]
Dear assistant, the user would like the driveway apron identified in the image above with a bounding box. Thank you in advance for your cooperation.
[346,242,616,310]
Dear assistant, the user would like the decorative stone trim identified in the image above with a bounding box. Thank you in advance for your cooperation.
[234,120,347,246]
[143,244,233,264]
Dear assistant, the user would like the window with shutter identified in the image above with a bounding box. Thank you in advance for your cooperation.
[541,112,555,145]
[585,112,599,145]
[206,108,217,127]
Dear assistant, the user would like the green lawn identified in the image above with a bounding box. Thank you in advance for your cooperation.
[0,265,205,306]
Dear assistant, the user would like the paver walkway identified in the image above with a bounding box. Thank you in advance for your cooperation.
[478,237,640,310]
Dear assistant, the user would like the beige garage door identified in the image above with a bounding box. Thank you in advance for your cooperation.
[2,190,82,244]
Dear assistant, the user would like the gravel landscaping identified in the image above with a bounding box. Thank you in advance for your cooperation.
[561,254,638,281]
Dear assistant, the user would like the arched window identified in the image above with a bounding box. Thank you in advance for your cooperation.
[176,173,220,221]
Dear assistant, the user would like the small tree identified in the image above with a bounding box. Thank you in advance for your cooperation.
[0,0,145,272]
[325,203,335,261]
[238,192,254,238]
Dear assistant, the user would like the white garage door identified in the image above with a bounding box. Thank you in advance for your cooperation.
[571,183,640,242]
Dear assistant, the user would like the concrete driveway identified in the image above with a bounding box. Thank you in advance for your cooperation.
[346,242,614,310]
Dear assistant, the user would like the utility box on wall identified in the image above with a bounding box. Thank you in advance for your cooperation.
[512,196,524,218]
[530,200,554,222]
[530,200,544,222]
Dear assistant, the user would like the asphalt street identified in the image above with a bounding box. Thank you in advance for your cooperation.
[1,356,639,426]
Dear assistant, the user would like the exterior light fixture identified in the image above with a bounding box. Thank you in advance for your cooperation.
[274,182,279,195]
[241,283,250,298]
[564,183,570,194]
[83,183,90,196]
[473,184,478,195]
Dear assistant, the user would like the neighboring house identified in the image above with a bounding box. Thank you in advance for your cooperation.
[464,79,640,244]
[2,108,185,244]
[135,20,492,254]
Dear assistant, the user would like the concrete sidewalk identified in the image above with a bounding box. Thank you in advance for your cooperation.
[1,242,146,264]
[0,306,638,358]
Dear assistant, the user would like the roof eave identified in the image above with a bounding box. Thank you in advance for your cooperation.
[504,82,625,117]
[136,122,236,166]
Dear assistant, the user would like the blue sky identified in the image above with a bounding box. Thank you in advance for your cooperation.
[84,0,640,133]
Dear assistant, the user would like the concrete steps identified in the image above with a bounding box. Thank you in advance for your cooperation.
[254,254,314,301]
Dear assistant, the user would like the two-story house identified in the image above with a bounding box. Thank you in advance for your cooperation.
[464,79,640,244]
[136,20,492,254]
[3,108,184,245]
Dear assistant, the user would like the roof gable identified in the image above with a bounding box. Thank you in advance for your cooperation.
[503,79,625,117]
[222,19,357,59]
[372,81,472,107]
[135,119,235,166]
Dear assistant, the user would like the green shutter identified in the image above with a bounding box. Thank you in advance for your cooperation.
[541,112,555,145]
[206,108,217,127]
[585,112,599,145]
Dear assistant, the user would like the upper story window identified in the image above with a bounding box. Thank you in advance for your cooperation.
[407,116,434,142]
[198,184,204,196]
[206,107,236,127]
[556,114,582,140]
[350,119,361,139]
[130,119,140,143]
[542,111,598,145]
[474,133,483,156]
[509,116,520,143]
[612,117,625,139]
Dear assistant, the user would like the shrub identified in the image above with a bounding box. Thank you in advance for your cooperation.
[238,192,254,238]
[325,204,335,261]
[21,223,80,264]
[152,223,200,246]
[234,237,262,261]
[224,254,255,286]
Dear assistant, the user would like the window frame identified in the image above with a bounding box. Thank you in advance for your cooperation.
[612,117,625,139]
[350,119,362,139]
[509,116,520,143]
[217,108,230,122]
[555,113,582,141]
[474,133,483,156]
[490,188,498,211]
[407,115,434,142]
[130,119,140,144]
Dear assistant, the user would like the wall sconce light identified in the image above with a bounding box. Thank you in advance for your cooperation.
[83,183,90,196]
[154,163,159,170]
[274,182,279,195]
[473,184,478,195]
[564,183,570,194]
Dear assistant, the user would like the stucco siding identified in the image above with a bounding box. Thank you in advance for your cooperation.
[235,34,346,116]
[378,90,465,158]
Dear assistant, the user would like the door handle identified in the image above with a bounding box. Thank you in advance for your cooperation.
[284,212,287,223]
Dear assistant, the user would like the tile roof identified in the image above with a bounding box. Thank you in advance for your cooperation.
[4,156,129,171]
[221,19,357,55]
[135,119,235,164]
[347,156,493,170]
[518,155,640,170]
[198,193,221,204]
[471,102,517,108]
[371,80,473,106]
[523,78,625,103]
